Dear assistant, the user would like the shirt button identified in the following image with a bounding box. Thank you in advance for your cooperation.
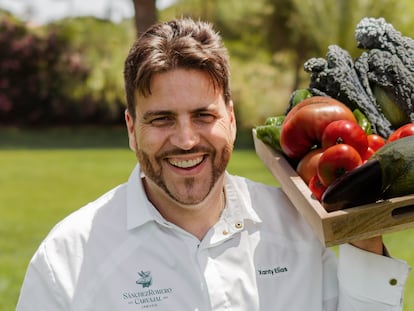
[389,278,398,286]
[235,222,243,229]
[222,230,229,235]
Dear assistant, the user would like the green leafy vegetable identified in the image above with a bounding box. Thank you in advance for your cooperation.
[303,45,393,138]
[255,115,285,152]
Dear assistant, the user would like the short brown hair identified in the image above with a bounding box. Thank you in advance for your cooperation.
[124,18,231,119]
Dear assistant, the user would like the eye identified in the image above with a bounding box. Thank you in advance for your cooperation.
[150,116,174,127]
[194,112,216,123]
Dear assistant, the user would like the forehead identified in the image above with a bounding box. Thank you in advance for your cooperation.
[135,69,223,111]
[151,69,216,95]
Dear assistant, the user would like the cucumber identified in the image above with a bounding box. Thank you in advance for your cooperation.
[321,135,414,211]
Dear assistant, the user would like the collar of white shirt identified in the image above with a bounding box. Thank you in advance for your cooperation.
[125,164,261,231]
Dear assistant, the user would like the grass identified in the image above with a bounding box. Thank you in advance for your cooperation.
[0,127,413,310]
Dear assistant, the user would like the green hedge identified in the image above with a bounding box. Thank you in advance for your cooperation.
[0,13,129,126]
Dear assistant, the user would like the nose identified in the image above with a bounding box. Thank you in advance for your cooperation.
[170,120,200,150]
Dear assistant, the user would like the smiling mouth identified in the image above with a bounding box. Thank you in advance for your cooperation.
[168,156,204,169]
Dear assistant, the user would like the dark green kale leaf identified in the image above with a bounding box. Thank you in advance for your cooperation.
[355,17,414,74]
[304,45,393,137]
[359,49,414,123]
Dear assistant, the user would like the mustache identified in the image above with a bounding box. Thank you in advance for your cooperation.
[158,146,213,158]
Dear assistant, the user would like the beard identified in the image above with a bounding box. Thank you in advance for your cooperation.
[136,143,233,205]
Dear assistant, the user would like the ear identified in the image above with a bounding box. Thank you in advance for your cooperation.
[125,109,137,152]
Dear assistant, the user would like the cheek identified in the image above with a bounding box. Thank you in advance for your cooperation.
[125,111,164,153]
[216,117,236,145]
[135,128,167,156]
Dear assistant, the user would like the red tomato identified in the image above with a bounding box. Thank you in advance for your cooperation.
[317,144,362,187]
[296,148,324,184]
[367,134,385,151]
[308,174,327,201]
[362,146,375,163]
[321,120,368,156]
[387,123,414,142]
[280,96,356,159]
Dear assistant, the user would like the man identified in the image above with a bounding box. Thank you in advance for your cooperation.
[17,18,410,310]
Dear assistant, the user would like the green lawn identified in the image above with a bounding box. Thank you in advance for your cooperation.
[0,128,413,310]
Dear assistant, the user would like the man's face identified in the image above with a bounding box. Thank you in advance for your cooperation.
[126,69,236,205]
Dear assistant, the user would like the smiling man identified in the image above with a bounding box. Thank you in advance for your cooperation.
[125,68,235,240]
[16,18,410,311]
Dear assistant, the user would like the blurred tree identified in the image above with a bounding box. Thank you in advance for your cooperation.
[132,0,157,36]
[262,0,313,90]
[262,0,404,90]
[51,16,135,123]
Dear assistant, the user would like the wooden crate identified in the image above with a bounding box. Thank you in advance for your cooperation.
[253,129,414,247]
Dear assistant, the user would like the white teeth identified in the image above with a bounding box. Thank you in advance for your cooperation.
[169,156,203,168]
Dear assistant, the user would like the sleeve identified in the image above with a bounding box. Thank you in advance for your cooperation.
[336,243,411,311]
[16,244,67,311]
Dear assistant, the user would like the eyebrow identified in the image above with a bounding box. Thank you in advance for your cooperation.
[142,110,174,120]
[142,105,216,120]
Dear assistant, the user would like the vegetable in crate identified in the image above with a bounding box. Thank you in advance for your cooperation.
[284,88,326,114]
[304,45,393,138]
[255,115,285,153]
[355,18,414,125]
[321,135,414,212]
[353,108,372,135]
[296,148,323,184]
[317,144,362,188]
[354,17,414,131]
[388,123,414,142]
[280,96,356,159]
[356,49,414,127]
[355,17,414,74]
[288,88,313,108]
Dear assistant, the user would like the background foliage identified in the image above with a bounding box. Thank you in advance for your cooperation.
[2,0,414,128]
[0,12,133,126]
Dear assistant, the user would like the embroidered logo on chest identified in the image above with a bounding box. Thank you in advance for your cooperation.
[120,270,174,308]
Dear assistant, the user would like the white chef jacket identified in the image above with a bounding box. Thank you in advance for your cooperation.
[16,164,410,311]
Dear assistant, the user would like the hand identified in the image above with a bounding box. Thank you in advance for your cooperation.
[350,236,384,255]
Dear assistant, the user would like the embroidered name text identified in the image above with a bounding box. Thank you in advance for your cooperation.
[258,267,288,275]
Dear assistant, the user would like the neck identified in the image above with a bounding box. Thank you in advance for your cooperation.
[144,178,226,241]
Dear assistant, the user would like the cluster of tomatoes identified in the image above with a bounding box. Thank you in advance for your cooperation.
[279,96,414,202]
[299,122,414,201]
[295,120,385,201]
